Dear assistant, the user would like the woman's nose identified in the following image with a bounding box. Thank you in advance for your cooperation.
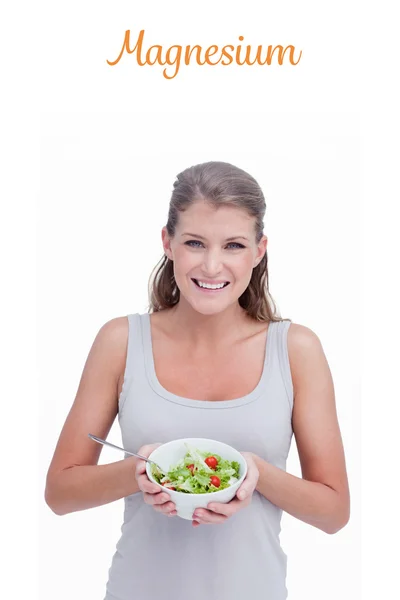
[202,251,223,274]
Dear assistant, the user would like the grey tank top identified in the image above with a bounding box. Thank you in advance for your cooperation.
[104,312,294,600]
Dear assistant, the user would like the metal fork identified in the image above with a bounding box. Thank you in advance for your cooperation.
[88,434,166,476]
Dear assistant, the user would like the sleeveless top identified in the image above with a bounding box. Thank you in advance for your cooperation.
[104,312,294,600]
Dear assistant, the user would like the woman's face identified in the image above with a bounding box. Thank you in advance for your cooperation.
[162,201,267,316]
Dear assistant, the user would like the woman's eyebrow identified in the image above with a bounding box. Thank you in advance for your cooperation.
[182,232,249,241]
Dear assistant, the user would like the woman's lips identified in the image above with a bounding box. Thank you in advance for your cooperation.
[191,278,230,293]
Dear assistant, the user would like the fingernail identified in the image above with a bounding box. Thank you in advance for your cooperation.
[239,490,246,499]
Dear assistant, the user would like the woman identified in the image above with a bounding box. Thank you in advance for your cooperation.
[45,161,350,600]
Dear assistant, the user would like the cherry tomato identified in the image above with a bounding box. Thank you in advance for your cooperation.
[187,464,195,474]
[205,456,218,470]
[162,481,176,490]
[210,476,220,488]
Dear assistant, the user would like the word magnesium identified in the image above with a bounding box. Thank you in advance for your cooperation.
[107,30,302,79]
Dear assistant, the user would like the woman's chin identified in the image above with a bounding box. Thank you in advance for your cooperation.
[176,281,244,315]
[185,295,235,316]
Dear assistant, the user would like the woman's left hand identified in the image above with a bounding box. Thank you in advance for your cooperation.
[191,452,259,527]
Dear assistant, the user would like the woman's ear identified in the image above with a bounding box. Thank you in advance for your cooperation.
[254,235,268,268]
[161,226,173,260]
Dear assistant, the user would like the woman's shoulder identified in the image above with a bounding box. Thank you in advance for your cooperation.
[286,321,322,350]
[90,316,132,387]
[97,315,130,341]
[286,321,324,365]
[286,321,328,394]
[92,315,130,364]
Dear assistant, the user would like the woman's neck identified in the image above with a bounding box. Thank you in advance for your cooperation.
[163,301,252,347]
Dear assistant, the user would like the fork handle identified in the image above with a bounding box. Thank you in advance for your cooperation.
[88,434,157,466]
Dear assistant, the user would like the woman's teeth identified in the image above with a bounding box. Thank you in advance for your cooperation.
[193,279,229,290]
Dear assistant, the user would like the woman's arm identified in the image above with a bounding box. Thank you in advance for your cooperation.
[45,317,140,516]
[47,458,139,515]
[254,324,350,534]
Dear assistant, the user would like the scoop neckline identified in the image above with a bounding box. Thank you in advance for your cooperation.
[140,312,275,409]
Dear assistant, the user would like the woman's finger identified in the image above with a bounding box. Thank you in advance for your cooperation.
[192,508,228,524]
[236,453,259,500]
[143,491,168,505]
[137,473,161,494]
[135,460,145,474]
[143,491,176,508]
[153,502,177,515]
[192,520,201,527]
[206,498,241,516]
[236,477,257,500]
[137,443,162,458]
[135,444,162,477]
[135,459,149,478]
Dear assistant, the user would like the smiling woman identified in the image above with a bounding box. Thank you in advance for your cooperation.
[149,161,280,322]
[45,160,350,600]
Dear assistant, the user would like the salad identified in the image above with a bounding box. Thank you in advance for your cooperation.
[151,443,241,494]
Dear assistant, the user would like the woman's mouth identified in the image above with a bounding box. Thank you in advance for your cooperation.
[191,278,230,293]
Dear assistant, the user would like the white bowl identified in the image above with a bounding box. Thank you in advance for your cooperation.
[146,438,247,520]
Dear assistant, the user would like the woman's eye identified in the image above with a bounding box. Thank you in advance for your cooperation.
[185,240,204,248]
[227,242,245,249]
[184,240,245,249]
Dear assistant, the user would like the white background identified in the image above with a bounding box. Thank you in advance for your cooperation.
[1,1,399,599]
[38,110,360,600]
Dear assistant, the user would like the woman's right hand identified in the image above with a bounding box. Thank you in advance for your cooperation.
[135,443,177,517]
